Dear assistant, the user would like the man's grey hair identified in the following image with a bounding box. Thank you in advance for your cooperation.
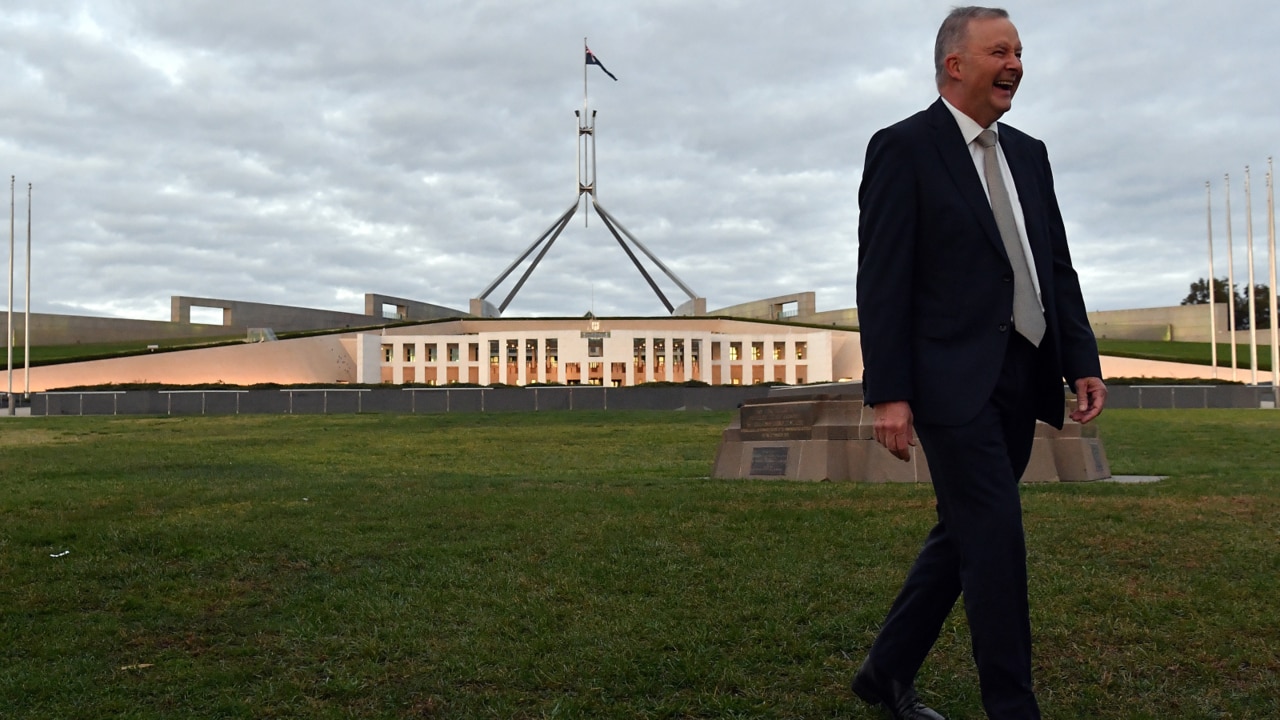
[934,6,1010,87]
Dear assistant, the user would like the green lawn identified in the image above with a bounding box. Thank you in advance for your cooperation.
[1098,338,1273,372]
[2,410,1277,719]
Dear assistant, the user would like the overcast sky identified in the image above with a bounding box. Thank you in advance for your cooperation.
[1,0,1277,322]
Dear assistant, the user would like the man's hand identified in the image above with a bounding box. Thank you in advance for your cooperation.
[1070,376,1107,424]
[873,400,915,462]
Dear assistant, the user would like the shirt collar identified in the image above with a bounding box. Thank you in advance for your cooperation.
[940,96,996,146]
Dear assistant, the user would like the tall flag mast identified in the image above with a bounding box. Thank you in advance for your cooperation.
[470,40,703,319]
[6,176,13,415]
[1225,174,1238,381]
[1206,181,1217,378]
[1267,157,1278,390]
[24,183,31,399]
[1246,166,1258,385]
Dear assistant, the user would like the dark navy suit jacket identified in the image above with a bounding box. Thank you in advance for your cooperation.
[856,99,1101,428]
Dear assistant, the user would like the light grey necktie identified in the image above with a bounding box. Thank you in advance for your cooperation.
[977,129,1045,347]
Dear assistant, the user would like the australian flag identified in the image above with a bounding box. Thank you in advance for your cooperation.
[585,45,618,81]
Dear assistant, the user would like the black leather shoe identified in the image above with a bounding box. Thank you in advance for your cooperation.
[851,661,946,720]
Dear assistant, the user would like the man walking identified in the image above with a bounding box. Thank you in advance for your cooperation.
[852,7,1107,720]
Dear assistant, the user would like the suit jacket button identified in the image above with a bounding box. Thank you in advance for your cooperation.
[1002,274,1012,282]
[998,323,1009,332]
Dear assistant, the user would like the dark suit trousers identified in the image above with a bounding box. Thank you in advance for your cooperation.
[867,334,1042,720]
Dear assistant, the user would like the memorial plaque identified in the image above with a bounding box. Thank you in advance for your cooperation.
[750,446,789,476]
[740,403,816,441]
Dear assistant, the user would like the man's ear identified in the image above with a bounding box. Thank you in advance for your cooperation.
[944,53,964,82]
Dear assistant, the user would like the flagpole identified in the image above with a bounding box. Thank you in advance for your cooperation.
[582,37,590,227]
[24,183,31,399]
[1267,157,1278,390]
[6,175,13,415]
[1225,173,1238,381]
[1206,181,1218,378]
[1246,166,1258,385]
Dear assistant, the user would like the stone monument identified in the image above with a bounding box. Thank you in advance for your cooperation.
[711,385,1109,483]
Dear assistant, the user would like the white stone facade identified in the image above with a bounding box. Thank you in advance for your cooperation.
[355,318,850,387]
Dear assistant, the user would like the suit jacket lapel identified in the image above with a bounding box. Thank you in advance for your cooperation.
[925,100,1007,259]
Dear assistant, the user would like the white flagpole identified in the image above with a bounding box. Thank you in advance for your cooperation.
[582,37,590,228]
[1225,173,1238,380]
[1246,166,1259,384]
[1206,181,1218,378]
[24,183,31,399]
[6,175,12,414]
[1268,157,1278,390]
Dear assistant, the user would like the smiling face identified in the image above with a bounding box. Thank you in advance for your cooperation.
[940,16,1023,128]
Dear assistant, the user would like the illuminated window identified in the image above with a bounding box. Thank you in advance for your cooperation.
[403,344,416,362]
[773,342,785,360]
[382,344,393,363]
[427,344,438,362]
[795,342,807,360]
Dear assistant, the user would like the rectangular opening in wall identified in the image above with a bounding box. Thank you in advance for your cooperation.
[381,303,404,319]
[778,301,799,319]
[190,306,224,325]
[403,344,416,362]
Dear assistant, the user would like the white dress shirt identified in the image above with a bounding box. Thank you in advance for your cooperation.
[940,97,1044,306]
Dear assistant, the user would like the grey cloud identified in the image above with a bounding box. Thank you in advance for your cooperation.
[1,0,1276,322]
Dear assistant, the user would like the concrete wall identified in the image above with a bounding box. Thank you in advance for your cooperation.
[363,293,470,321]
[1089,304,1227,342]
[3,312,243,347]
[5,293,468,348]
[800,308,859,327]
[710,292,817,321]
[171,296,384,332]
